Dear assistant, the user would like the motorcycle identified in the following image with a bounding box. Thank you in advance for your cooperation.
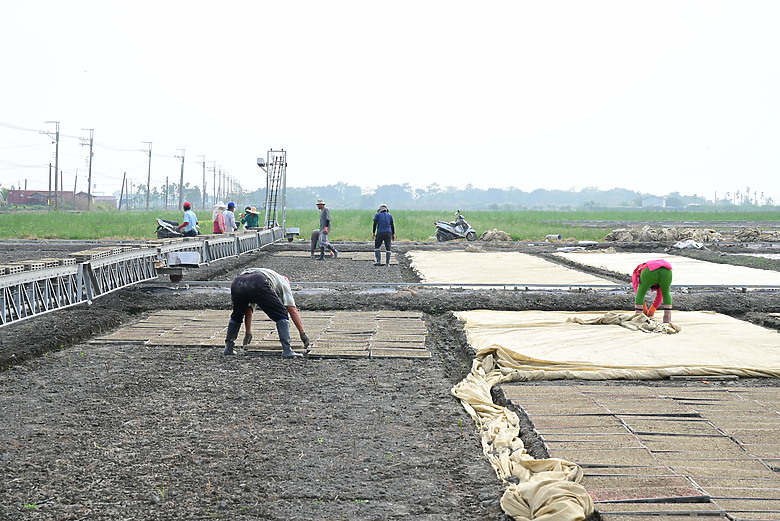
[434,210,477,242]
[155,218,181,239]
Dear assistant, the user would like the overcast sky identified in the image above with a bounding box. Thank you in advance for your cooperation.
[1,1,779,204]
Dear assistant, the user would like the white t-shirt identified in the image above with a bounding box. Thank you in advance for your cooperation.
[241,268,295,307]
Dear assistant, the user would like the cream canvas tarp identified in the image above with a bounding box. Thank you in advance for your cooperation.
[735,253,780,260]
[451,309,780,517]
[553,251,780,286]
[408,251,617,286]
[455,310,780,379]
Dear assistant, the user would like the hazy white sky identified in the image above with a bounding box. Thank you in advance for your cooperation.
[1,1,779,203]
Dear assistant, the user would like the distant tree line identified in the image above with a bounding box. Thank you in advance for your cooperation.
[5,182,770,212]
[240,183,771,211]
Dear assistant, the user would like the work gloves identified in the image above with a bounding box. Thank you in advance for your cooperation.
[300,332,311,349]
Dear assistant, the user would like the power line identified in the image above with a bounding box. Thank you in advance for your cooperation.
[0,118,245,204]
[0,160,50,168]
[93,140,144,152]
[0,120,40,132]
[0,140,49,151]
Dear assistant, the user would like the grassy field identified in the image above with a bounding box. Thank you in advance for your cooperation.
[287,210,613,242]
[0,209,778,241]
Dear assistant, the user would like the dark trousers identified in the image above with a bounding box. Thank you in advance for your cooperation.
[229,272,289,326]
[374,231,392,250]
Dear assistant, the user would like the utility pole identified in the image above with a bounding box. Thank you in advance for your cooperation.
[48,163,52,211]
[219,167,224,203]
[216,165,221,202]
[80,129,94,210]
[118,172,126,210]
[142,142,152,210]
[210,162,217,207]
[164,176,169,210]
[41,121,59,211]
[198,155,206,210]
[175,149,185,211]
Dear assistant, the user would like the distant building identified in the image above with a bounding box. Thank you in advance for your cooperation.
[641,196,666,208]
[74,191,94,210]
[74,192,118,209]
[94,195,119,207]
[7,189,74,206]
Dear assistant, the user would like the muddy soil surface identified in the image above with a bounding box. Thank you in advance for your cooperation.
[2,240,780,520]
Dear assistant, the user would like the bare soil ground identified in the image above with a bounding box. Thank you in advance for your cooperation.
[1,239,780,520]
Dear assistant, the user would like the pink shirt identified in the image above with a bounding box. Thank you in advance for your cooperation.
[645,259,672,272]
[632,259,673,292]
[213,213,226,233]
[632,259,673,308]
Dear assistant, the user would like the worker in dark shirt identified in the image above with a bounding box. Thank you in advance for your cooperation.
[372,204,395,266]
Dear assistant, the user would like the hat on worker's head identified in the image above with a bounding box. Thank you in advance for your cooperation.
[377,204,389,212]
[183,201,192,210]
[247,206,259,214]
[245,205,251,211]
[227,202,235,209]
[316,199,326,205]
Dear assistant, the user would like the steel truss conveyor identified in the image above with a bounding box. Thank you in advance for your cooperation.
[0,227,285,327]
[0,251,157,327]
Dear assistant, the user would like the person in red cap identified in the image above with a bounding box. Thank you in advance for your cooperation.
[176,202,199,237]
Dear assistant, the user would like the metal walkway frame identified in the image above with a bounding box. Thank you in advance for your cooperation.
[84,248,159,301]
[1,264,82,326]
[0,227,284,328]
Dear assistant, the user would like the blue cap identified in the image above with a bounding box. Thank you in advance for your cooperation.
[227,202,235,208]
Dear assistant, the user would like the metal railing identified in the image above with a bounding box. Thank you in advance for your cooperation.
[0,227,283,327]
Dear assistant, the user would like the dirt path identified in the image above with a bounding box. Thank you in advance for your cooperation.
[0,243,511,521]
[2,240,780,520]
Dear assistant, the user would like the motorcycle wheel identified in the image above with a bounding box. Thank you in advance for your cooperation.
[465,231,477,242]
[435,229,448,242]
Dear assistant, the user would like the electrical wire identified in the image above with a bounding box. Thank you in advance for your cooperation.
[0,119,239,195]
[0,120,40,132]
[0,160,50,168]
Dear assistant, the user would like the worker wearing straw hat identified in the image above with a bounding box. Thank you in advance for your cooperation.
[240,205,260,230]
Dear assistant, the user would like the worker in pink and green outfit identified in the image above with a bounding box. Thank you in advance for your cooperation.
[632,259,673,323]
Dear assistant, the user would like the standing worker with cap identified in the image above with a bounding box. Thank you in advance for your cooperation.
[176,202,199,237]
[223,268,310,358]
[632,259,673,323]
[315,199,339,260]
[372,204,395,266]
[224,202,238,232]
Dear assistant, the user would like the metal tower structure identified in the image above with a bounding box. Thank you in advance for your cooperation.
[257,149,287,229]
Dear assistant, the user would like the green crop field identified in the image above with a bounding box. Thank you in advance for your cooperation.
[0,209,777,242]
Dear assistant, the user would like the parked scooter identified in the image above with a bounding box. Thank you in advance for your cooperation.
[434,210,477,242]
[156,218,181,239]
